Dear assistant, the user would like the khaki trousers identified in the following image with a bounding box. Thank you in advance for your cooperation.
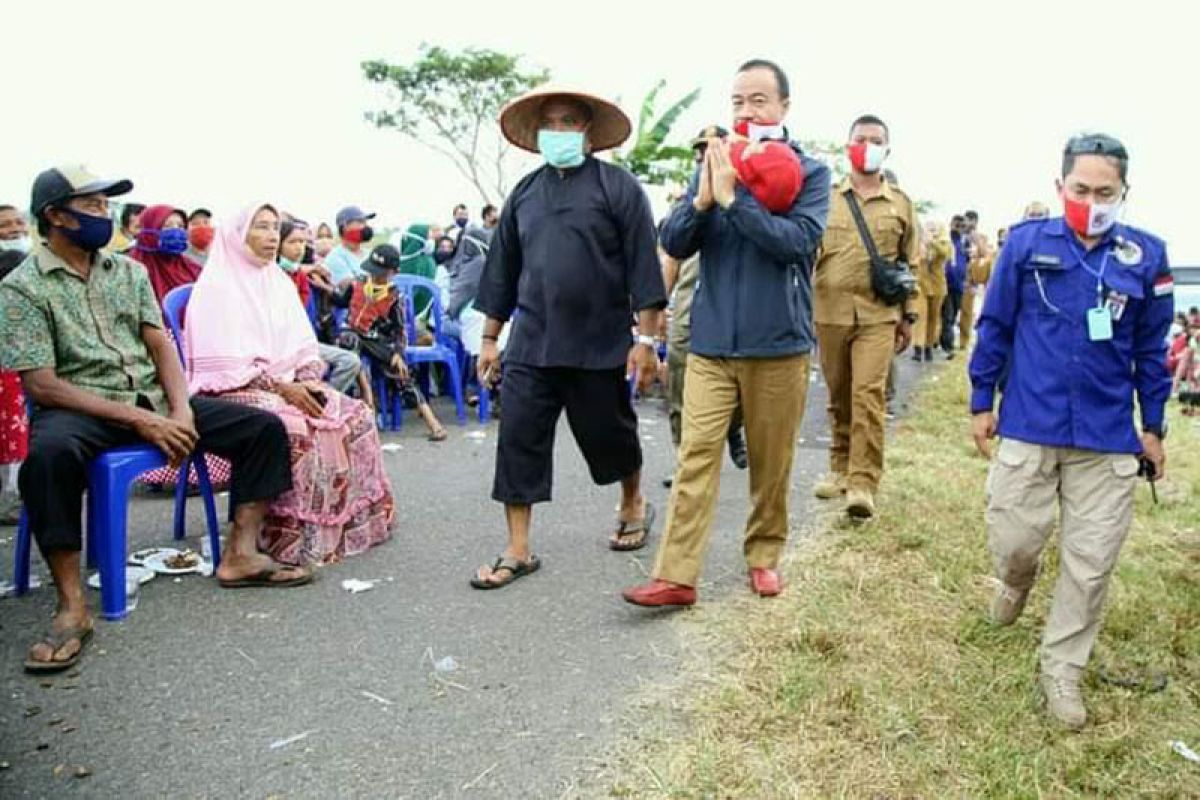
[815,322,894,492]
[986,439,1138,679]
[653,354,810,587]
[667,339,741,450]
[913,292,945,350]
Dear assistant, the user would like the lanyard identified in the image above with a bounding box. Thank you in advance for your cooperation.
[1066,241,1113,307]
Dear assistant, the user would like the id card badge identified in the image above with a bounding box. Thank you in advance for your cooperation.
[1087,307,1113,341]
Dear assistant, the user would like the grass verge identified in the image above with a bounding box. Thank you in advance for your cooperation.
[605,365,1200,798]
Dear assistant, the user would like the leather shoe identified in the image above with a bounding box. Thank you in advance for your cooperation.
[749,568,782,597]
[622,580,696,607]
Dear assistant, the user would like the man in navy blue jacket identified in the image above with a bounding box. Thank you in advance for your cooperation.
[970,133,1172,729]
[624,59,830,607]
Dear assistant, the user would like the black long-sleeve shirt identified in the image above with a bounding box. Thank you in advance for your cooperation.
[474,157,667,370]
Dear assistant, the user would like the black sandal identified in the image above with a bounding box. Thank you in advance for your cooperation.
[24,624,94,674]
[218,563,314,589]
[469,555,541,590]
[609,502,656,552]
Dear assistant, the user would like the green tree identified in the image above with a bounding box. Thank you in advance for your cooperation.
[362,45,549,204]
[614,80,700,187]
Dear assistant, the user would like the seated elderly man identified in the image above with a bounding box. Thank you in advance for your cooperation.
[0,166,307,675]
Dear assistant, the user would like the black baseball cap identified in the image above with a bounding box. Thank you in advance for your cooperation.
[362,244,401,276]
[30,165,133,216]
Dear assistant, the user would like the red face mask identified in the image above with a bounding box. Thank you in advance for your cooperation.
[1062,196,1122,238]
[188,226,214,251]
[733,119,785,142]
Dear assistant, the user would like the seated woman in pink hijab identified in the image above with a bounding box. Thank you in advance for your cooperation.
[186,204,394,565]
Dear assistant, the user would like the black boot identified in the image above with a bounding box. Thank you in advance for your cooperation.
[727,426,748,470]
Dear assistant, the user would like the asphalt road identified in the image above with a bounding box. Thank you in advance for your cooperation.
[0,355,934,799]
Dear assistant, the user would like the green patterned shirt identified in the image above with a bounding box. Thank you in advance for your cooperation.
[0,245,167,411]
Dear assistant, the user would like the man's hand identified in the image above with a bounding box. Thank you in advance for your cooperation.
[972,411,997,458]
[693,145,715,212]
[1140,432,1167,481]
[894,319,913,354]
[132,409,198,467]
[278,382,325,418]
[708,140,738,209]
[478,340,501,389]
[626,343,659,394]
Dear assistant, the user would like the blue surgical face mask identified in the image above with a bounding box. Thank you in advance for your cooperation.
[58,208,114,253]
[278,256,300,274]
[537,129,586,169]
[158,227,189,255]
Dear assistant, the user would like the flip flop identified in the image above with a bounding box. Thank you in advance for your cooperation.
[24,625,94,674]
[218,563,314,589]
[428,428,449,442]
[469,554,541,590]
[609,502,656,552]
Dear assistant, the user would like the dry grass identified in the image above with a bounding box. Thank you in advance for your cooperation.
[602,366,1200,798]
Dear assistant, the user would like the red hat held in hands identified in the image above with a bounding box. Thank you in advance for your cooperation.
[730,140,804,214]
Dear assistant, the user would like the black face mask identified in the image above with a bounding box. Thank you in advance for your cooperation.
[434,250,454,265]
[302,243,315,264]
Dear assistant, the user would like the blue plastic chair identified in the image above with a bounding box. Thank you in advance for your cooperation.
[12,443,221,621]
[157,286,226,545]
[393,276,466,424]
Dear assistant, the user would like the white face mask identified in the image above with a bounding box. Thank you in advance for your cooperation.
[0,235,30,254]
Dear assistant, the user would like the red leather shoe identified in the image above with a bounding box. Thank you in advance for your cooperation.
[749,568,782,597]
[622,580,696,607]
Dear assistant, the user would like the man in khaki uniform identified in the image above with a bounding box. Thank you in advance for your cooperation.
[970,133,1172,729]
[912,220,952,361]
[813,114,919,520]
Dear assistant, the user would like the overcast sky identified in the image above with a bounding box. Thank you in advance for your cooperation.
[4,0,1194,260]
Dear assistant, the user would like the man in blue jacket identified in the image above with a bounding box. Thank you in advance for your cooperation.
[623,59,830,607]
[970,133,1172,729]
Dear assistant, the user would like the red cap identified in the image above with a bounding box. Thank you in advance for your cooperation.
[730,141,804,214]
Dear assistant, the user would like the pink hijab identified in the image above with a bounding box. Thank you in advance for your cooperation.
[186,204,321,393]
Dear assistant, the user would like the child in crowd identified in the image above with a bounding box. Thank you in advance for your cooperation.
[334,245,447,441]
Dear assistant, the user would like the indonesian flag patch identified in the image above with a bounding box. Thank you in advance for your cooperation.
[1153,274,1175,297]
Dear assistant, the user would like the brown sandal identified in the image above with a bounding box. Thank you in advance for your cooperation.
[24,624,94,674]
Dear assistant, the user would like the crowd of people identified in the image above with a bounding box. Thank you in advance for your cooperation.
[0,58,1183,734]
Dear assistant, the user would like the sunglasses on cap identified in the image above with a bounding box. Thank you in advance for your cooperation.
[1064,133,1128,160]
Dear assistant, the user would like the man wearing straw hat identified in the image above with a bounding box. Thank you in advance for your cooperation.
[469,86,667,590]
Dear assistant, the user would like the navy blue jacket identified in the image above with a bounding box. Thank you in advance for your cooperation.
[969,217,1173,454]
[660,143,830,358]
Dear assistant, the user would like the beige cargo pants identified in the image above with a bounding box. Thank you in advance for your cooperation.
[986,438,1139,679]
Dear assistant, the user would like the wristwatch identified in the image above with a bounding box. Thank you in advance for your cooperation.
[636,334,657,348]
[1143,421,1168,440]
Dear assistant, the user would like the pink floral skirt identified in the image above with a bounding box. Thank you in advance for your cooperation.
[211,387,394,565]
